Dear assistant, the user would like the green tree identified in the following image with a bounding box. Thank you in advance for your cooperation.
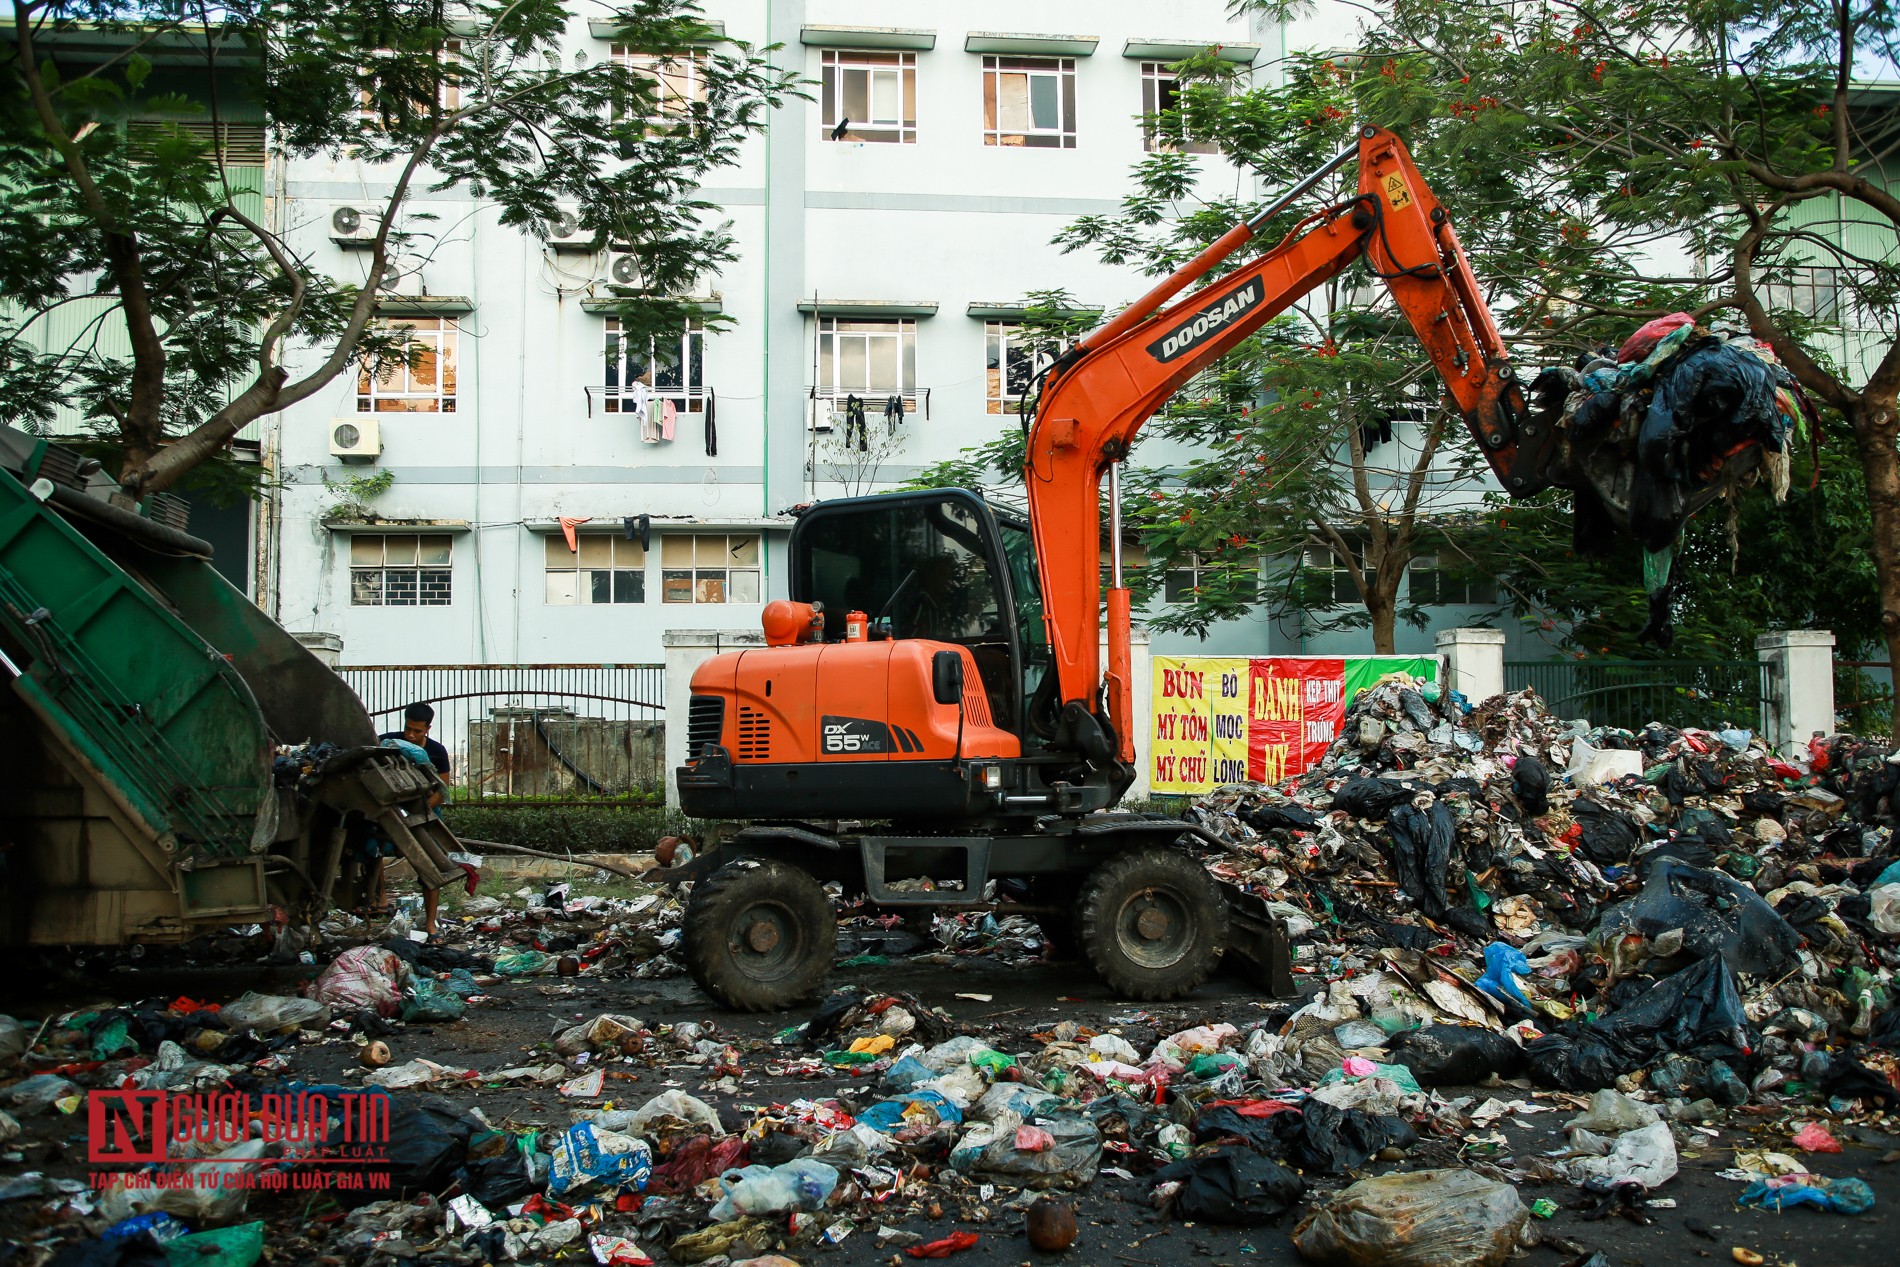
[2,1,794,495]
[1356,0,1900,724]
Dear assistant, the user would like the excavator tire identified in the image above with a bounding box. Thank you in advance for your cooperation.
[683,858,834,1011]
[1077,846,1228,1000]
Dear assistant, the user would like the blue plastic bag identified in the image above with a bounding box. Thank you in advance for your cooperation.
[1739,1175,1874,1215]
[1475,942,1532,1011]
[882,1056,933,1091]
[856,1090,963,1132]
[547,1121,652,1195]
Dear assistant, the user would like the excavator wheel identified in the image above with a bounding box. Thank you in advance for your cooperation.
[683,858,834,1011]
[1076,847,1228,1000]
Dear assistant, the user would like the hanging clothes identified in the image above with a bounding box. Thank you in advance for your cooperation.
[704,387,717,456]
[627,380,654,441]
[660,398,678,442]
[643,396,664,444]
[843,394,868,452]
[884,394,905,435]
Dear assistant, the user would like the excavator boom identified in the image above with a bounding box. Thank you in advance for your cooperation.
[1026,126,1548,766]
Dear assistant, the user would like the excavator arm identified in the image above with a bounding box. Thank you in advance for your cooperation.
[1026,126,1561,768]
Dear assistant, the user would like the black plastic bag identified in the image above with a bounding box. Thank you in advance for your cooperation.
[1872,1006,1900,1050]
[1800,1050,1900,1108]
[1599,954,1754,1056]
[1398,690,1434,731]
[49,1237,169,1267]
[1242,803,1321,832]
[1331,778,1415,822]
[1570,799,1640,865]
[459,1146,547,1207]
[1513,755,1550,817]
[1191,1105,1292,1153]
[386,1095,483,1196]
[1596,857,1802,975]
[1522,1028,1645,1092]
[1152,1146,1305,1225]
[1388,1025,1524,1086]
[1385,800,1457,919]
[1293,1101,1417,1174]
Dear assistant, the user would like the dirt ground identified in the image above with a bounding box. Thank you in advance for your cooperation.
[2,944,1894,1267]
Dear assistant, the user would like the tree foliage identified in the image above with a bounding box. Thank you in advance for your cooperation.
[1,0,795,494]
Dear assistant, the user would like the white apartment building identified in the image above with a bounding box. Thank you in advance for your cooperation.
[267,1,1465,669]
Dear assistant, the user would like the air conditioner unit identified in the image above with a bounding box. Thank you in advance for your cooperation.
[330,417,383,462]
[544,207,593,253]
[329,205,380,248]
[810,397,841,433]
[375,262,424,297]
[605,253,642,287]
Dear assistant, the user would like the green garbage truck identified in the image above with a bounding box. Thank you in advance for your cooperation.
[0,424,463,945]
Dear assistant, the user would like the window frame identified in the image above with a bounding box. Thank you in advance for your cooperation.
[660,533,763,605]
[603,317,706,414]
[356,317,458,414]
[984,321,1058,415]
[612,45,708,127]
[349,533,453,607]
[982,55,1077,149]
[1302,543,1366,606]
[817,316,917,403]
[356,41,462,127]
[821,49,917,143]
[544,533,647,606]
[1139,62,1218,155]
[1408,553,1499,606]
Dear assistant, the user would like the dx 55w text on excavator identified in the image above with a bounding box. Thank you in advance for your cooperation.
[672,126,1769,1011]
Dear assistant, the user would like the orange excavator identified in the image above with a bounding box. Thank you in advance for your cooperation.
[674,127,1584,1010]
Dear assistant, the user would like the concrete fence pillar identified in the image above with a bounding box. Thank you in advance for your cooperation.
[1103,627,1154,800]
[1756,629,1835,754]
[1435,627,1507,704]
[662,629,764,808]
[292,631,343,667]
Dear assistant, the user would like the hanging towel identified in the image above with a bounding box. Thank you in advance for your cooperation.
[626,380,652,432]
[558,516,592,552]
[661,397,677,441]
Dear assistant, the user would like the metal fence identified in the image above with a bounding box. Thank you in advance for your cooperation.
[1504,659,1776,733]
[337,664,666,802]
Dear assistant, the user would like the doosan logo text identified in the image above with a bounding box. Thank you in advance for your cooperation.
[1147,280,1264,362]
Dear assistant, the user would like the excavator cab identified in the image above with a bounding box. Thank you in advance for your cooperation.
[792,489,1042,744]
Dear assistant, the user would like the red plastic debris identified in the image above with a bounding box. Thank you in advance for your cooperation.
[906,1231,980,1258]
[1791,1122,1842,1153]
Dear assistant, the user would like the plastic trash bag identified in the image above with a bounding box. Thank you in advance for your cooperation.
[493,950,550,976]
[1738,1174,1875,1215]
[385,1096,482,1197]
[1563,1090,1659,1134]
[0,1015,29,1061]
[1152,1145,1304,1225]
[1597,857,1802,975]
[159,1220,265,1267]
[626,1089,726,1139]
[1569,799,1642,864]
[547,1121,652,1196]
[1474,943,1534,1015]
[1513,754,1549,816]
[969,1112,1101,1190]
[399,977,466,1023]
[1563,1119,1678,1190]
[308,946,410,1017]
[858,1090,962,1132]
[1388,1025,1523,1086]
[707,1158,838,1221]
[1332,777,1416,822]
[1292,1101,1418,1174]
[458,1141,548,1209]
[99,1139,266,1225]
[6,1073,81,1113]
[1292,1168,1530,1267]
[883,1055,934,1091]
[218,993,330,1035]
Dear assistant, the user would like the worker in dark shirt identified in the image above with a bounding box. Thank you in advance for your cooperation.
[375,702,452,936]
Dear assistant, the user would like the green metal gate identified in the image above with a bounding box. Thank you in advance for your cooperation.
[1504,659,1776,733]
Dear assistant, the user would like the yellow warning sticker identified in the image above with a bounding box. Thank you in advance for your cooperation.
[1383,172,1412,209]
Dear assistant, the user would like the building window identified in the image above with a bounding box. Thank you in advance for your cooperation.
[1409,554,1498,605]
[984,322,1057,415]
[604,318,705,413]
[350,534,452,606]
[1163,552,1257,604]
[357,317,457,413]
[982,56,1076,148]
[1140,63,1218,154]
[822,50,916,143]
[818,317,916,401]
[545,534,645,605]
[1303,544,1365,605]
[662,533,761,604]
[357,42,461,126]
[1762,265,1847,326]
[613,46,707,124]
